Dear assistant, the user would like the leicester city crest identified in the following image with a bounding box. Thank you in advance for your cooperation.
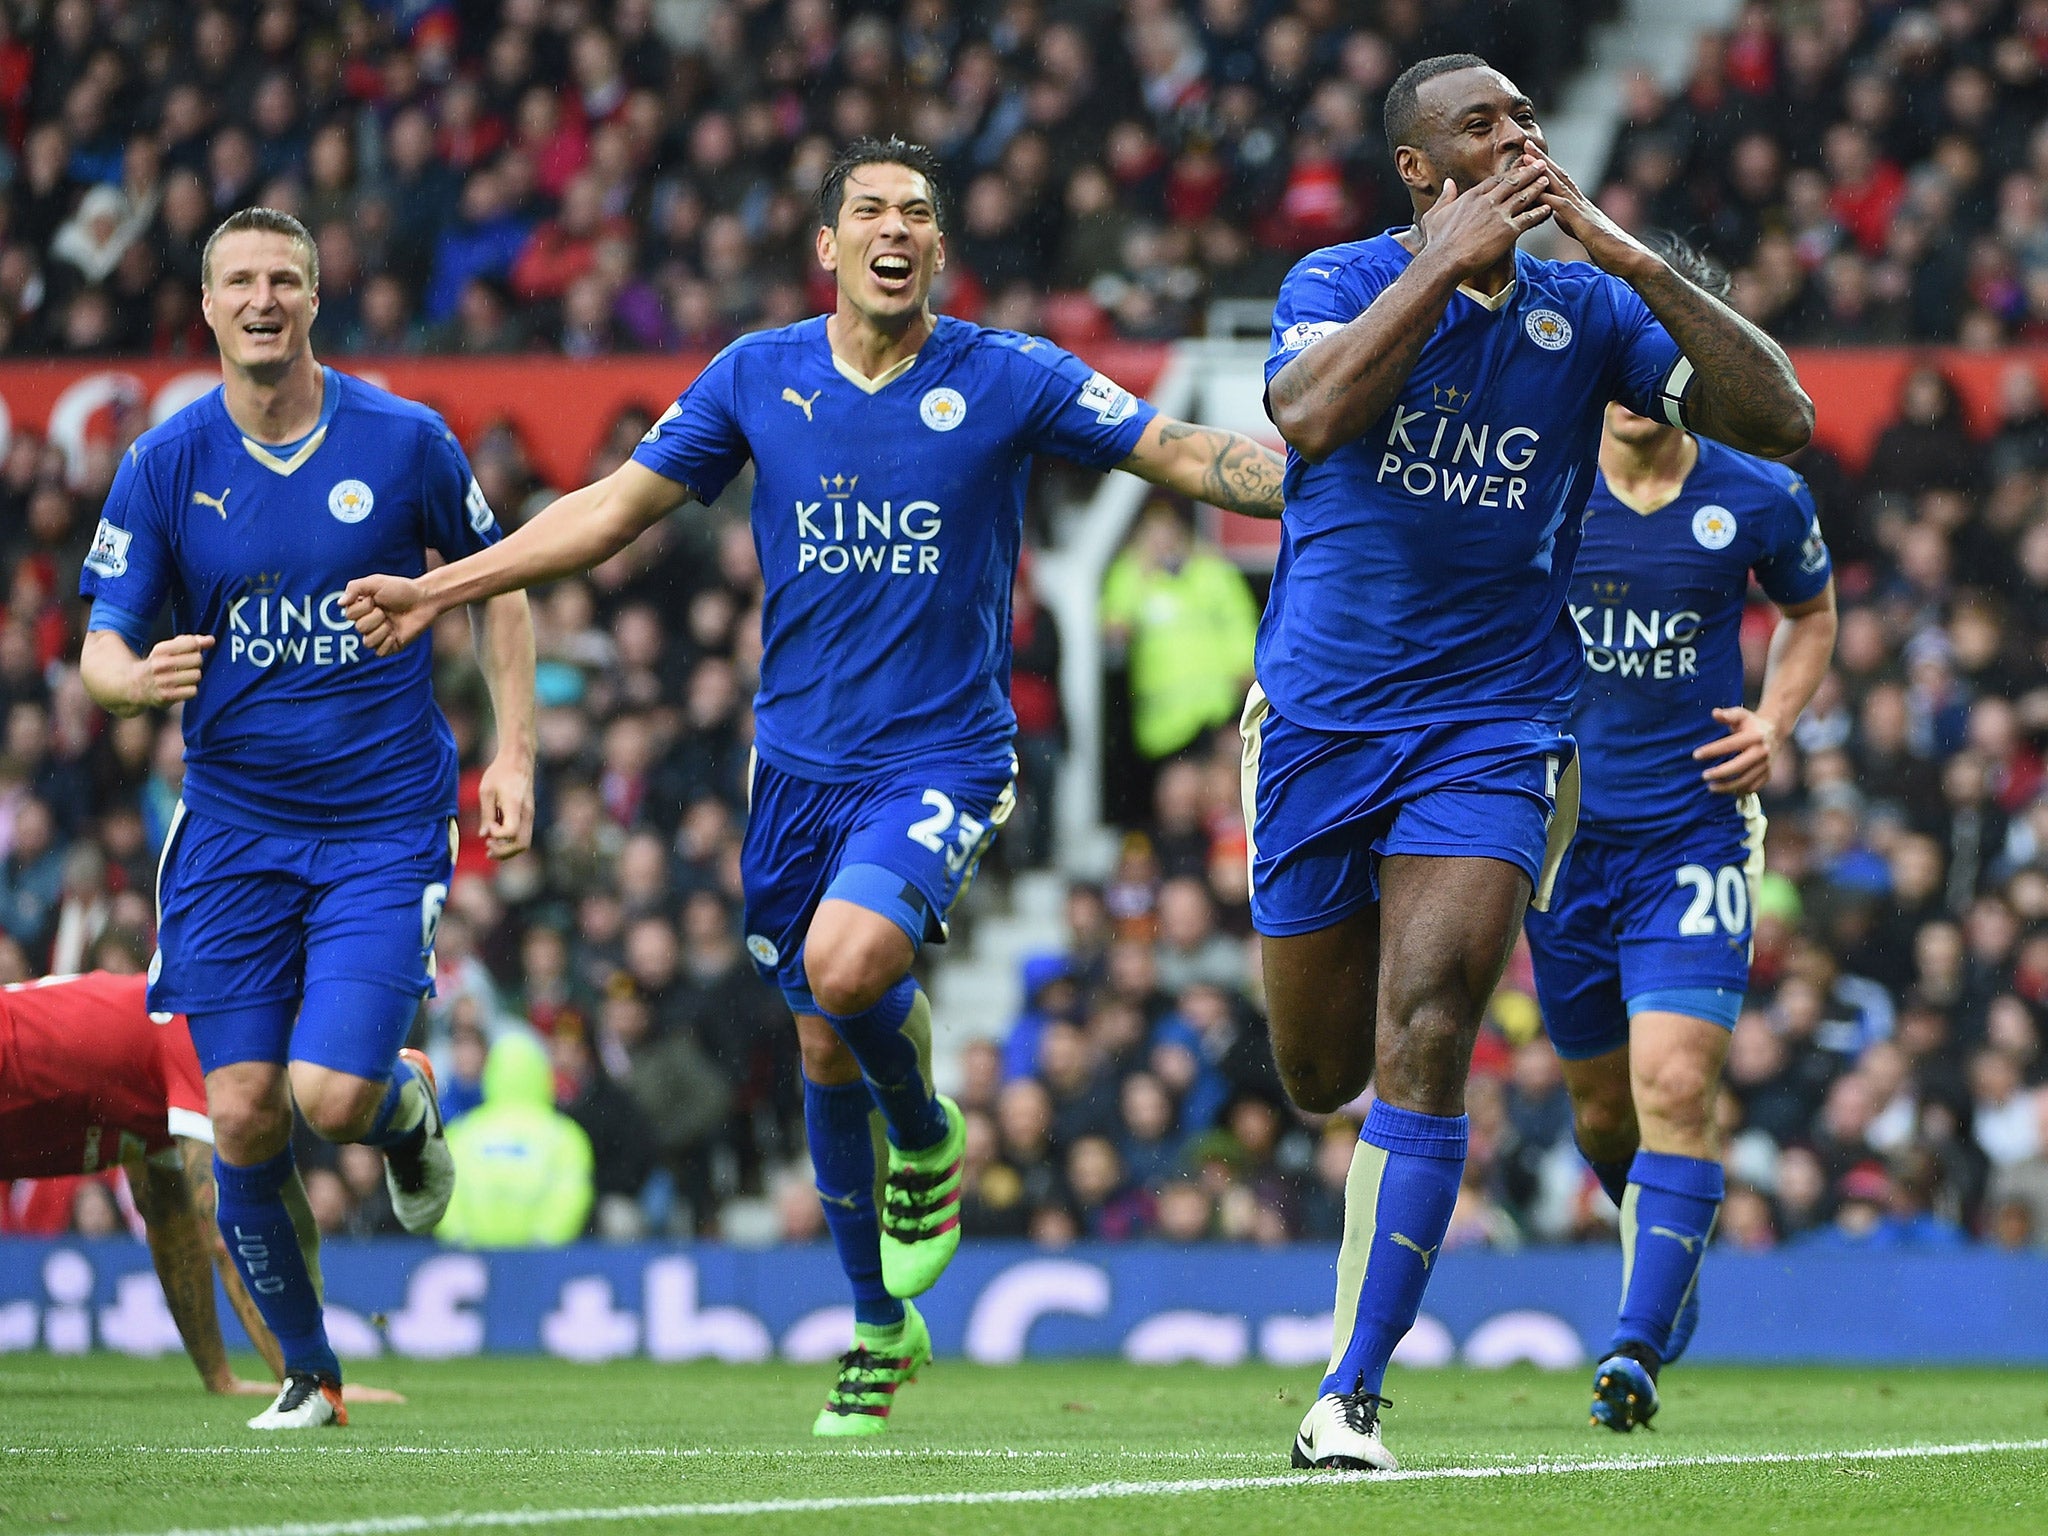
[1524,309,1572,351]
[328,479,375,523]
[920,387,967,432]
[1692,504,1737,549]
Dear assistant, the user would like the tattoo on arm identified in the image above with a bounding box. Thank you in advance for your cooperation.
[140,1151,231,1390]
[178,1138,287,1383]
[1266,257,1464,461]
[1153,420,1287,519]
[1629,264,1812,456]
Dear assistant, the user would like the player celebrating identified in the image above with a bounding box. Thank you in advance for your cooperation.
[1524,243,1836,1433]
[0,970,403,1406]
[343,137,1283,1435]
[1255,57,1812,1470]
[78,208,536,1430]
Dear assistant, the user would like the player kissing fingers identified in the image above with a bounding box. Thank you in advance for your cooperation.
[1528,150,1632,253]
[1420,163,1552,277]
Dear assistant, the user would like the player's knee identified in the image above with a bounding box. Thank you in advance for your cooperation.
[1276,1063,1354,1116]
[208,1095,290,1162]
[1572,1091,1637,1160]
[296,1078,383,1143]
[300,1100,363,1142]
[804,943,896,1019]
[1270,1038,1364,1116]
[1635,1053,1716,1136]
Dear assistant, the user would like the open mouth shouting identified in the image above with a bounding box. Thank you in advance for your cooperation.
[869,251,915,293]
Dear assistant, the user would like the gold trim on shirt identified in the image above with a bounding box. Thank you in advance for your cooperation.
[830,352,918,394]
[1456,279,1516,311]
[239,425,329,476]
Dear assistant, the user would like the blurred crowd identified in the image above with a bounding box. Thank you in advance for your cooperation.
[1607,0,2048,346]
[0,0,1611,357]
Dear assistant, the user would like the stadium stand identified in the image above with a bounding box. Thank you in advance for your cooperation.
[0,1,2044,1258]
[0,0,1613,358]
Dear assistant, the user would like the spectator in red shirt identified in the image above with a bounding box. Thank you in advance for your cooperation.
[514,85,589,203]
[512,173,629,305]
[1825,123,1906,256]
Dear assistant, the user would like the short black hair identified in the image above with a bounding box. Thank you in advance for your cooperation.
[1644,231,1731,299]
[202,206,319,290]
[1383,53,1492,153]
[818,136,946,231]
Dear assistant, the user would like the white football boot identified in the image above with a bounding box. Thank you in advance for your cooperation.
[1292,1389,1398,1471]
[247,1372,348,1430]
[383,1047,455,1232]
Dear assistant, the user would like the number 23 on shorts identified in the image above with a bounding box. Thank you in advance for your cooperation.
[906,789,988,875]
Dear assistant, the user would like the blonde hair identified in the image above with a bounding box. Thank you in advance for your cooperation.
[201,207,319,291]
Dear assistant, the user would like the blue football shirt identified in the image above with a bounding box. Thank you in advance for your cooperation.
[1261,235,1688,732]
[632,314,1155,782]
[1570,437,1831,836]
[80,368,502,835]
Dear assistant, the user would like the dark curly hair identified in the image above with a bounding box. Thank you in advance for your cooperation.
[1644,231,1732,299]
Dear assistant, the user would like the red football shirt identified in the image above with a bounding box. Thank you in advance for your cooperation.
[0,972,209,1180]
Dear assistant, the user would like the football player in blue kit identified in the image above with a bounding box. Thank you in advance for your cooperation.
[343,137,1285,1434]
[78,209,537,1431]
[1524,243,1837,1434]
[1256,57,1814,1470]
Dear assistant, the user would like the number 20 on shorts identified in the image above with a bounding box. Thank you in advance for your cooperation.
[1675,862,1749,936]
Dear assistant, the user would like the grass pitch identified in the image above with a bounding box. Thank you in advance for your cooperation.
[3,1356,2045,1536]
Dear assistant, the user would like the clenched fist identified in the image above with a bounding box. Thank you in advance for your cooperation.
[342,574,438,657]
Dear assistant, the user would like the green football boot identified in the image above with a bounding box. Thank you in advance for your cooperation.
[810,1301,933,1437]
[877,1094,966,1297]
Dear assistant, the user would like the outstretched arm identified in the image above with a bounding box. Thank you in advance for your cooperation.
[1267,162,1555,462]
[139,1138,408,1402]
[345,461,696,656]
[132,1138,279,1393]
[468,591,537,860]
[1694,583,1838,795]
[1118,417,1287,519]
[1532,150,1813,458]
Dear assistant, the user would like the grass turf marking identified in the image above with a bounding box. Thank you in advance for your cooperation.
[4,1448,1275,1461]
[75,1437,2048,1536]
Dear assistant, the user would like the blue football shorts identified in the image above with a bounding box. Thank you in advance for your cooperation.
[1524,797,1767,1060]
[150,804,456,1079]
[1240,683,1580,937]
[740,750,1016,1014]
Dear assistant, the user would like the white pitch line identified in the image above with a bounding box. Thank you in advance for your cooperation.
[71,1437,2048,1536]
[3,1447,1274,1462]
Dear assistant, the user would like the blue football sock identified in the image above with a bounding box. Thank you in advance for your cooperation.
[822,977,947,1151]
[1321,1101,1467,1399]
[358,1055,431,1151]
[1613,1150,1723,1361]
[1581,1147,1632,1208]
[214,1149,340,1382]
[804,1076,904,1330]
